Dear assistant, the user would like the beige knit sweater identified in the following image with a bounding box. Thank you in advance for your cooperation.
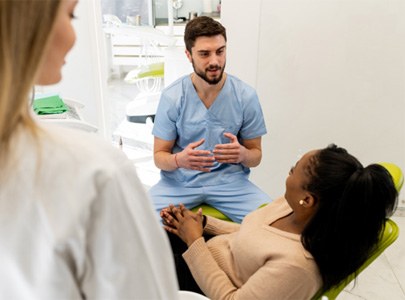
[183,197,322,300]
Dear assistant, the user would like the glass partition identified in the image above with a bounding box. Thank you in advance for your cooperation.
[153,0,220,26]
[100,0,152,26]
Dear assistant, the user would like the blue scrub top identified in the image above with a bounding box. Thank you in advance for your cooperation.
[152,74,267,187]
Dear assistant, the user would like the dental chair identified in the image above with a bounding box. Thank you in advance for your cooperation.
[102,14,174,125]
[125,61,163,124]
[191,162,403,299]
[123,27,170,124]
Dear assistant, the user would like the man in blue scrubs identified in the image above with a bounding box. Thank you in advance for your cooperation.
[149,16,271,223]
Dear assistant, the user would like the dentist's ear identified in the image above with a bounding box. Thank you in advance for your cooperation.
[185,49,192,62]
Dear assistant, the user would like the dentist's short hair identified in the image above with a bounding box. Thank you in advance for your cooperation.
[184,16,226,53]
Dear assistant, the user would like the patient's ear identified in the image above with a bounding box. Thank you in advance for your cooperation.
[302,193,317,208]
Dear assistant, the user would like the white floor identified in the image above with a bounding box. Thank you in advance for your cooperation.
[107,78,405,300]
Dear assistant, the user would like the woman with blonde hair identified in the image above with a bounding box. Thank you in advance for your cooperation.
[0,1,178,298]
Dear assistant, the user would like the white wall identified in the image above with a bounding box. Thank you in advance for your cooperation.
[222,0,405,207]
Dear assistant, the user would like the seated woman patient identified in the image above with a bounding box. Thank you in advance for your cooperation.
[161,144,398,300]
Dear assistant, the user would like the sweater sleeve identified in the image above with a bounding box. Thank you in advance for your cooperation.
[203,216,241,236]
[183,238,320,300]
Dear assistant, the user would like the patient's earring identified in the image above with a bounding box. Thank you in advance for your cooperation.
[299,200,305,206]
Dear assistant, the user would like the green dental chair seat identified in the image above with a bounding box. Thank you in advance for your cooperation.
[191,204,232,222]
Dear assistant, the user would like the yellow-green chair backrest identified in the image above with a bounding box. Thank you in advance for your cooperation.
[312,218,399,299]
[124,62,164,83]
[379,162,404,191]
[312,162,402,299]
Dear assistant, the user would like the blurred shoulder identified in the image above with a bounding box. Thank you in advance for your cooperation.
[37,124,129,169]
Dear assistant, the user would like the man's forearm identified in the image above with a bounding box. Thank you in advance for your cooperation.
[241,147,262,168]
[154,151,178,171]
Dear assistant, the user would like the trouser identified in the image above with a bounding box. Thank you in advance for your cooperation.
[149,177,272,223]
[167,232,214,295]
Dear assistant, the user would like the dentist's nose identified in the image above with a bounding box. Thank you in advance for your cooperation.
[209,53,220,66]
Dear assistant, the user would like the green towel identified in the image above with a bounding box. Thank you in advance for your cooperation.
[33,95,69,115]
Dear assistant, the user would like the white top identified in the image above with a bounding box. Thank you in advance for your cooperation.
[0,123,179,299]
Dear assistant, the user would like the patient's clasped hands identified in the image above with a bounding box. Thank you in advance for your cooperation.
[175,132,246,172]
[161,204,204,247]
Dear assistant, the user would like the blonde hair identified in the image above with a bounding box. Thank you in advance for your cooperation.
[0,0,61,163]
